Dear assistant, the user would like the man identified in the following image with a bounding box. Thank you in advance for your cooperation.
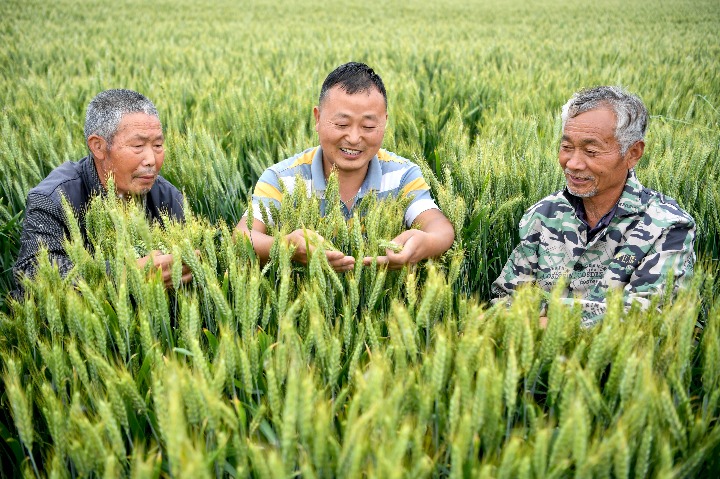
[14,89,192,289]
[236,62,454,270]
[492,86,695,326]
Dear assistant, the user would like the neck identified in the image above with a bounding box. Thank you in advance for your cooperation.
[322,163,368,204]
[581,193,620,228]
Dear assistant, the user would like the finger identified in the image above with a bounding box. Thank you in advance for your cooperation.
[181,272,193,284]
[373,256,390,266]
[331,261,355,272]
[391,230,415,245]
[302,229,323,241]
[325,249,346,259]
[153,254,175,269]
[329,255,355,270]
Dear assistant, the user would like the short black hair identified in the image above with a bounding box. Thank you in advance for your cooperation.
[318,62,387,107]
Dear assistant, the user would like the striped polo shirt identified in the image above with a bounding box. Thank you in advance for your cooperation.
[250,146,439,227]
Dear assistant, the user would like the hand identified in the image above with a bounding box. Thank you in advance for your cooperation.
[285,229,355,272]
[539,316,548,329]
[363,229,430,270]
[363,209,455,270]
[137,250,193,288]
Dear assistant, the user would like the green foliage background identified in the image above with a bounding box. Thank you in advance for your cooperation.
[1,0,719,477]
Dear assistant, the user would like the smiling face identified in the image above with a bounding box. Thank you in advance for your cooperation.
[313,85,387,179]
[559,107,643,207]
[89,112,165,196]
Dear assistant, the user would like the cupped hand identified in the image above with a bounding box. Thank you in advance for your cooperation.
[363,229,430,270]
[137,249,193,288]
[285,229,355,272]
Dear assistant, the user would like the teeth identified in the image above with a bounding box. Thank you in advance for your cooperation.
[340,148,361,155]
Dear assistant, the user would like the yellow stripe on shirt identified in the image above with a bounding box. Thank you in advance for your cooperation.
[254,181,283,202]
[377,149,404,162]
[402,177,430,196]
[289,147,317,168]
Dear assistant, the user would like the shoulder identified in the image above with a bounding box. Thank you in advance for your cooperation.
[640,187,696,229]
[377,149,410,164]
[522,190,573,221]
[152,175,182,199]
[376,150,429,194]
[268,147,317,177]
[29,158,86,203]
[515,190,576,236]
[376,149,415,173]
[146,175,184,221]
[376,149,422,178]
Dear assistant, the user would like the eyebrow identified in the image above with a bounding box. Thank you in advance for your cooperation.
[561,135,602,146]
[331,113,381,121]
[128,133,164,142]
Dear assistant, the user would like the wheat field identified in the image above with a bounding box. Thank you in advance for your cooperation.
[1,0,719,477]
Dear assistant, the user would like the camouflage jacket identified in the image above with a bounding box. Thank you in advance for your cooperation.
[492,171,696,326]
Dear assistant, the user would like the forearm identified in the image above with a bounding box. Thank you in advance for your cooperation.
[235,217,274,263]
[417,216,455,258]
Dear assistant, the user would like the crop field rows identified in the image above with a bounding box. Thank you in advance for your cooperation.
[1,0,719,477]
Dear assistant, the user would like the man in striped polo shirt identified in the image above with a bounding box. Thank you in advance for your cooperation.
[236,62,454,271]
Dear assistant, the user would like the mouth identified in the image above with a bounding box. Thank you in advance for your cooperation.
[339,147,362,158]
[565,170,594,186]
[134,173,157,183]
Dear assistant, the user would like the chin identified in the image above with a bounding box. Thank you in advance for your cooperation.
[568,187,598,198]
[126,186,153,196]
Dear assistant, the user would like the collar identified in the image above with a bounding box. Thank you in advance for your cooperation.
[82,155,150,203]
[81,155,105,197]
[310,146,382,198]
[563,169,646,218]
[614,169,647,217]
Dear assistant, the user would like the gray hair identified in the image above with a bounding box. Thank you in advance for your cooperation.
[561,86,648,155]
[84,89,159,148]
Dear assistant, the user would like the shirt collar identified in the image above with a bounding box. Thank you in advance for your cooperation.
[310,146,382,198]
[563,169,646,217]
[82,155,105,197]
[614,169,646,217]
[83,155,150,203]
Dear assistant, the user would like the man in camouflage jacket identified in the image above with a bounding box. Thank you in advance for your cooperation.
[492,86,696,326]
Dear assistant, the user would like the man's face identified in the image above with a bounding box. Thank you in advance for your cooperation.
[313,85,387,178]
[559,108,641,204]
[90,112,165,196]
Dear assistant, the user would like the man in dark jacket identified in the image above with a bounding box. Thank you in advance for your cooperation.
[14,89,192,289]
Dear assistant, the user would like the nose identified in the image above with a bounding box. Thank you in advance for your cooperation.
[141,146,157,167]
[345,125,361,145]
[563,148,586,171]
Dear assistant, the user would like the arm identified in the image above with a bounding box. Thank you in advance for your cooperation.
[13,192,74,281]
[235,217,356,272]
[14,192,193,290]
[491,213,542,301]
[572,219,696,326]
[363,163,455,269]
[365,208,454,269]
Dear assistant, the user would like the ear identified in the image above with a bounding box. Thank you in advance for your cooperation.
[624,140,644,169]
[313,106,320,132]
[87,134,108,160]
